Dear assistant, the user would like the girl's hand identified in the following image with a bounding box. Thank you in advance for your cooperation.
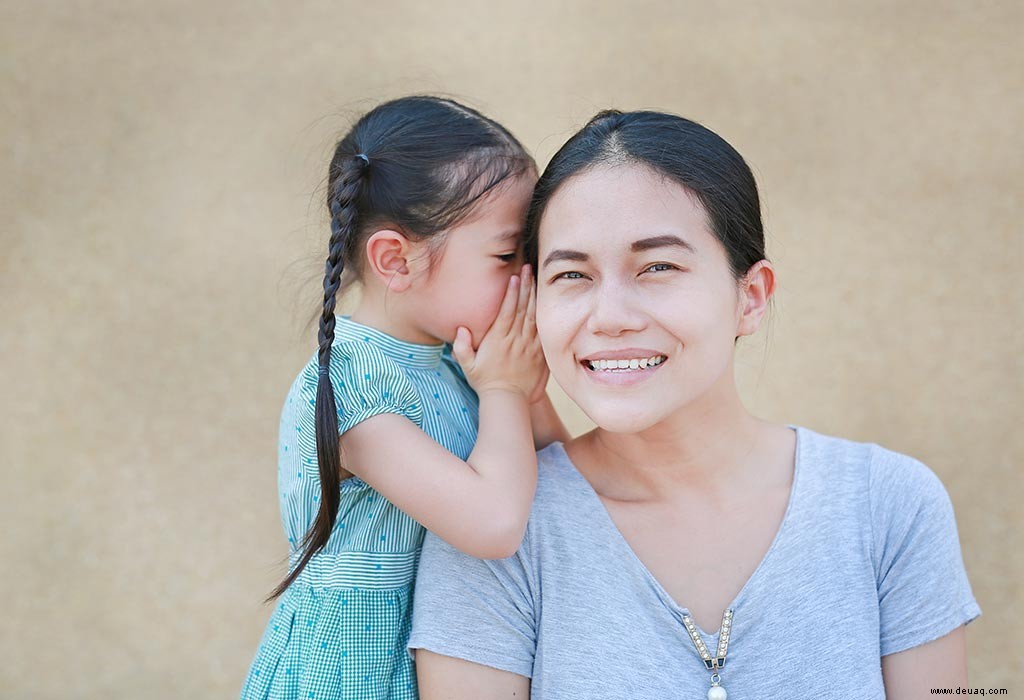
[451,264,547,400]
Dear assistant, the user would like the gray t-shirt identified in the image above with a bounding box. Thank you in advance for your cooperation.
[407,425,981,699]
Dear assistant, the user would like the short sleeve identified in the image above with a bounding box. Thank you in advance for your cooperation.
[407,530,537,679]
[327,341,425,436]
[870,449,982,656]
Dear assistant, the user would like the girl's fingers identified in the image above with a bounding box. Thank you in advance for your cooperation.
[451,326,475,368]
[512,264,531,334]
[489,273,520,339]
[521,271,537,337]
[518,264,531,311]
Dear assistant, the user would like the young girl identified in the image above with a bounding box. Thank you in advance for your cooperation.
[241,96,569,700]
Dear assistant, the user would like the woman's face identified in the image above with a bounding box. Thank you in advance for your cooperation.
[534,163,758,434]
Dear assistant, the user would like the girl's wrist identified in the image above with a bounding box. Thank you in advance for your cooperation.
[476,383,529,400]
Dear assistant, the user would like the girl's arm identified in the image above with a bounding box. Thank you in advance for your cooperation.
[881,626,968,699]
[529,391,570,450]
[338,392,534,560]
[415,650,530,700]
[338,268,542,560]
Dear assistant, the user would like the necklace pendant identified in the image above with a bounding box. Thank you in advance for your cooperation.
[682,609,733,700]
[707,671,727,700]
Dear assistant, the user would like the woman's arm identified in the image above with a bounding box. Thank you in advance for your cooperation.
[416,650,530,700]
[881,625,967,698]
[529,391,570,450]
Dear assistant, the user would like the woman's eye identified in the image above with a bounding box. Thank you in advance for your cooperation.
[552,271,585,281]
[644,263,677,273]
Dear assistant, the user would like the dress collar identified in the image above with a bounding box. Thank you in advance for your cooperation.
[334,315,445,370]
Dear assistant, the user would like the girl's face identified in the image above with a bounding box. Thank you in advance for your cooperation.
[413,173,536,345]
[535,164,760,434]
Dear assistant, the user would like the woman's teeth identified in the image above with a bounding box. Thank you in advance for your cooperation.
[586,355,666,371]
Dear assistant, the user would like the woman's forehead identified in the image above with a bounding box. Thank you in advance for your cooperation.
[537,164,713,254]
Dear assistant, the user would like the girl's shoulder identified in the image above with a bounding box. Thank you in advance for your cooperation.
[290,339,419,391]
[284,340,426,431]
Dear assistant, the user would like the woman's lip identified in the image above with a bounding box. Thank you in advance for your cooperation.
[579,356,667,386]
[578,348,666,362]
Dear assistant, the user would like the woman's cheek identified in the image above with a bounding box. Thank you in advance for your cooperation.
[535,303,569,369]
[534,297,554,343]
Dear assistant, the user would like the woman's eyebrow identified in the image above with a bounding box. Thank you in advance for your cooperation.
[542,249,589,269]
[541,235,695,269]
[631,234,696,254]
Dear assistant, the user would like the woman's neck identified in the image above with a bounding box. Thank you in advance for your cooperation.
[570,382,781,505]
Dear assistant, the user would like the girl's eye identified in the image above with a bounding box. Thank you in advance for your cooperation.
[497,253,518,263]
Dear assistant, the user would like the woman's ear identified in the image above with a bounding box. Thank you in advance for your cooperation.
[736,259,775,338]
[362,229,417,293]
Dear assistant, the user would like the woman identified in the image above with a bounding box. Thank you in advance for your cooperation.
[406,110,981,699]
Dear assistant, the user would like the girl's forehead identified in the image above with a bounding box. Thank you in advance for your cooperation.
[451,174,534,237]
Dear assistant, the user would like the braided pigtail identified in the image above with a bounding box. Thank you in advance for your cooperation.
[266,95,534,603]
[266,153,369,601]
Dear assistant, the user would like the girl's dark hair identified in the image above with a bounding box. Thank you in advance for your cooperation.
[268,96,533,601]
[524,110,765,279]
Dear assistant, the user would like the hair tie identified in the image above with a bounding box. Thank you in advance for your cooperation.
[355,153,369,166]
[318,364,330,376]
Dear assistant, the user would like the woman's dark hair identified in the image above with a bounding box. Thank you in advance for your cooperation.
[524,110,765,279]
[268,96,534,601]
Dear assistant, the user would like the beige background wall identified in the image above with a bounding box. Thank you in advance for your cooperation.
[3,1,1021,696]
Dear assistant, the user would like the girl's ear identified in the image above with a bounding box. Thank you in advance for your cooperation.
[363,229,418,293]
[736,259,775,338]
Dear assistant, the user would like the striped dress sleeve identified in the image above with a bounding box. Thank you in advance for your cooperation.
[327,340,426,435]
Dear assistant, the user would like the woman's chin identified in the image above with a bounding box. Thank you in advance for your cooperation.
[581,405,662,435]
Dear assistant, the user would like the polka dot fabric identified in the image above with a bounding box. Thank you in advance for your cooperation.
[241,316,479,699]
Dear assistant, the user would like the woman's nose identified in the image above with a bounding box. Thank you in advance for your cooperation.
[584,278,647,336]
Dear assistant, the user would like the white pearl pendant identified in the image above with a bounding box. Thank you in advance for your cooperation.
[707,685,727,700]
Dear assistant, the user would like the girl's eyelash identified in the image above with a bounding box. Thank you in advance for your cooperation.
[551,263,678,281]
[497,253,518,262]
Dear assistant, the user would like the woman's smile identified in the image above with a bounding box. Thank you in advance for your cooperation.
[579,349,670,386]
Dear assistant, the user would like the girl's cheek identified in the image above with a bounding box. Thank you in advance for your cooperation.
[492,279,509,317]
[479,280,509,329]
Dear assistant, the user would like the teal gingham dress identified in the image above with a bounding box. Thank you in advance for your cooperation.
[242,316,479,700]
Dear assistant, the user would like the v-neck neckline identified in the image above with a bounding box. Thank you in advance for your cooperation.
[554,424,804,639]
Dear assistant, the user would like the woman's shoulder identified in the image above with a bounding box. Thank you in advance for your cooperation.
[794,425,952,518]
[517,441,606,532]
[796,424,939,476]
[535,440,586,490]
